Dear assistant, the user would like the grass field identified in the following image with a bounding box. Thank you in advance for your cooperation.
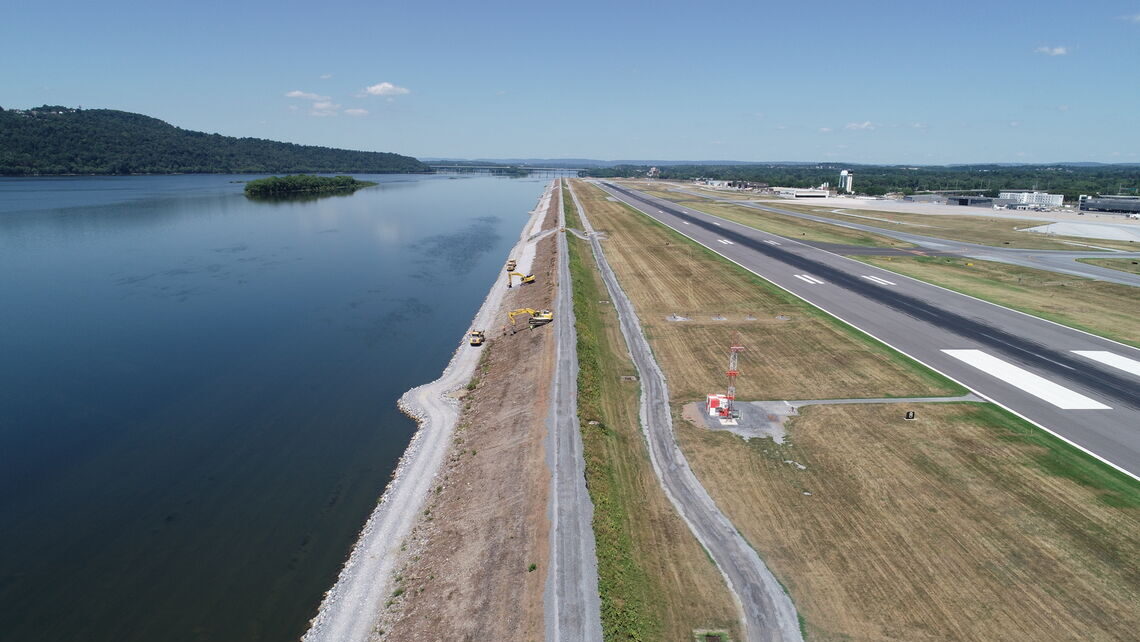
[1078,256,1140,275]
[574,178,1140,640]
[576,181,961,402]
[677,403,1140,641]
[858,255,1140,347]
[566,194,740,640]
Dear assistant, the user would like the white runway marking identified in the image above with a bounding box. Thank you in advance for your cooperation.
[862,274,896,286]
[763,239,781,245]
[942,349,1111,410]
[713,221,722,226]
[717,239,734,245]
[794,274,825,285]
[1072,351,1140,377]
[682,221,690,224]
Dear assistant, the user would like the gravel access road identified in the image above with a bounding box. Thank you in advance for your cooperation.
[542,181,604,641]
[303,182,557,642]
[566,181,804,642]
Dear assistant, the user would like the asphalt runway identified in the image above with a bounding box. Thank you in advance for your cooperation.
[598,182,1140,479]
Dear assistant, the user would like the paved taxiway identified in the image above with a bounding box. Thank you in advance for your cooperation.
[672,188,1140,287]
[598,182,1140,479]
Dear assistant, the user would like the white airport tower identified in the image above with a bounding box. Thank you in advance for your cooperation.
[839,169,854,193]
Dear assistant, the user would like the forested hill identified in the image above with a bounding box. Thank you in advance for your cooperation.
[0,106,429,175]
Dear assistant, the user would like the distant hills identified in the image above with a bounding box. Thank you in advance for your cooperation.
[0,106,429,176]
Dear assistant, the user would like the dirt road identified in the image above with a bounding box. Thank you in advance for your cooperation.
[543,182,603,641]
[567,180,803,642]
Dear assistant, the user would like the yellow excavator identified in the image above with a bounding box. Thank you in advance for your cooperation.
[469,330,486,346]
[506,272,536,287]
[508,308,553,326]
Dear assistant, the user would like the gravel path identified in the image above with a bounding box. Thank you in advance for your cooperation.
[568,180,803,642]
[542,181,603,641]
[302,181,557,642]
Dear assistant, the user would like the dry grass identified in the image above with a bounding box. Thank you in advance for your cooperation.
[858,255,1140,347]
[567,230,740,640]
[574,180,960,403]
[1079,257,1140,275]
[575,178,1140,640]
[676,403,1140,641]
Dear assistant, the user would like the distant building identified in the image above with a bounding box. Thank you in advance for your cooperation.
[1079,195,1140,214]
[999,191,1063,207]
[647,166,660,178]
[773,187,830,198]
[948,196,994,207]
[839,169,854,193]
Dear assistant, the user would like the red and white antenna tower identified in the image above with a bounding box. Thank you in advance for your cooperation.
[722,334,745,418]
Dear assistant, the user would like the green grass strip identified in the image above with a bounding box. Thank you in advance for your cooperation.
[567,232,660,641]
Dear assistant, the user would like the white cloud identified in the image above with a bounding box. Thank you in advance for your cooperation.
[364,82,410,96]
[1058,104,1070,112]
[344,108,369,117]
[818,127,832,133]
[775,125,787,130]
[311,101,341,116]
[1009,120,1021,127]
[1034,46,1068,56]
[845,121,876,130]
[319,73,333,79]
[1119,13,1140,23]
[911,122,929,129]
[285,90,329,100]
[287,105,299,112]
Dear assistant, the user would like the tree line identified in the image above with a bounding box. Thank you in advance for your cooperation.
[586,163,1140,201]
[0,106,430,176]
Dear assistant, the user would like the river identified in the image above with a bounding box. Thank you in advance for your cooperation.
[0,173,555,641]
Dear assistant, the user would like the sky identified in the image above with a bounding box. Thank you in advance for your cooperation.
[3,0,1139,164]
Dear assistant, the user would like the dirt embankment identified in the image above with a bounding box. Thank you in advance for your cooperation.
[377,199,560,640]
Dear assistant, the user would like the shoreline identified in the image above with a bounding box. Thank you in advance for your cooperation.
[302,180,557,642]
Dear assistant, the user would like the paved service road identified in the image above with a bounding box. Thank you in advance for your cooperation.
[568,181,803,642]
[598,182,1140,480]
[672,188,1140,287]
[543,183,603,642]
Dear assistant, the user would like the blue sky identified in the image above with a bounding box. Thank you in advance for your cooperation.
[3,0,1139,163]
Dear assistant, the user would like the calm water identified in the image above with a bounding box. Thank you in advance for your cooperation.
[0,173,551,641]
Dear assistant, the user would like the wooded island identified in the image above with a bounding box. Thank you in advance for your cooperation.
[243,174,377,197]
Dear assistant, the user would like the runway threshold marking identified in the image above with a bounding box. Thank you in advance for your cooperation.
[717,239,734,245]
[1072,351,1140,378]
[862,274,897,286]
[941,349,1112,410]
[794,274,825,285]
[763,240,781,246]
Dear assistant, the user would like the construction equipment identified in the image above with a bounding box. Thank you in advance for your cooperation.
[505,259,517,271]
[469,330,486,346]
[506,272,536,288]
[508,308,553,326]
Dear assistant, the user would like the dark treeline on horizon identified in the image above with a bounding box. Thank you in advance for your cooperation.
[585,163,1140,201]
[0,106,429,176]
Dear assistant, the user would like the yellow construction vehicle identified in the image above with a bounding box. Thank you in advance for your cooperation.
[508,308,553,326]
[506,272,536,288]
[505,259,517,271]
[469,330,486,346]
